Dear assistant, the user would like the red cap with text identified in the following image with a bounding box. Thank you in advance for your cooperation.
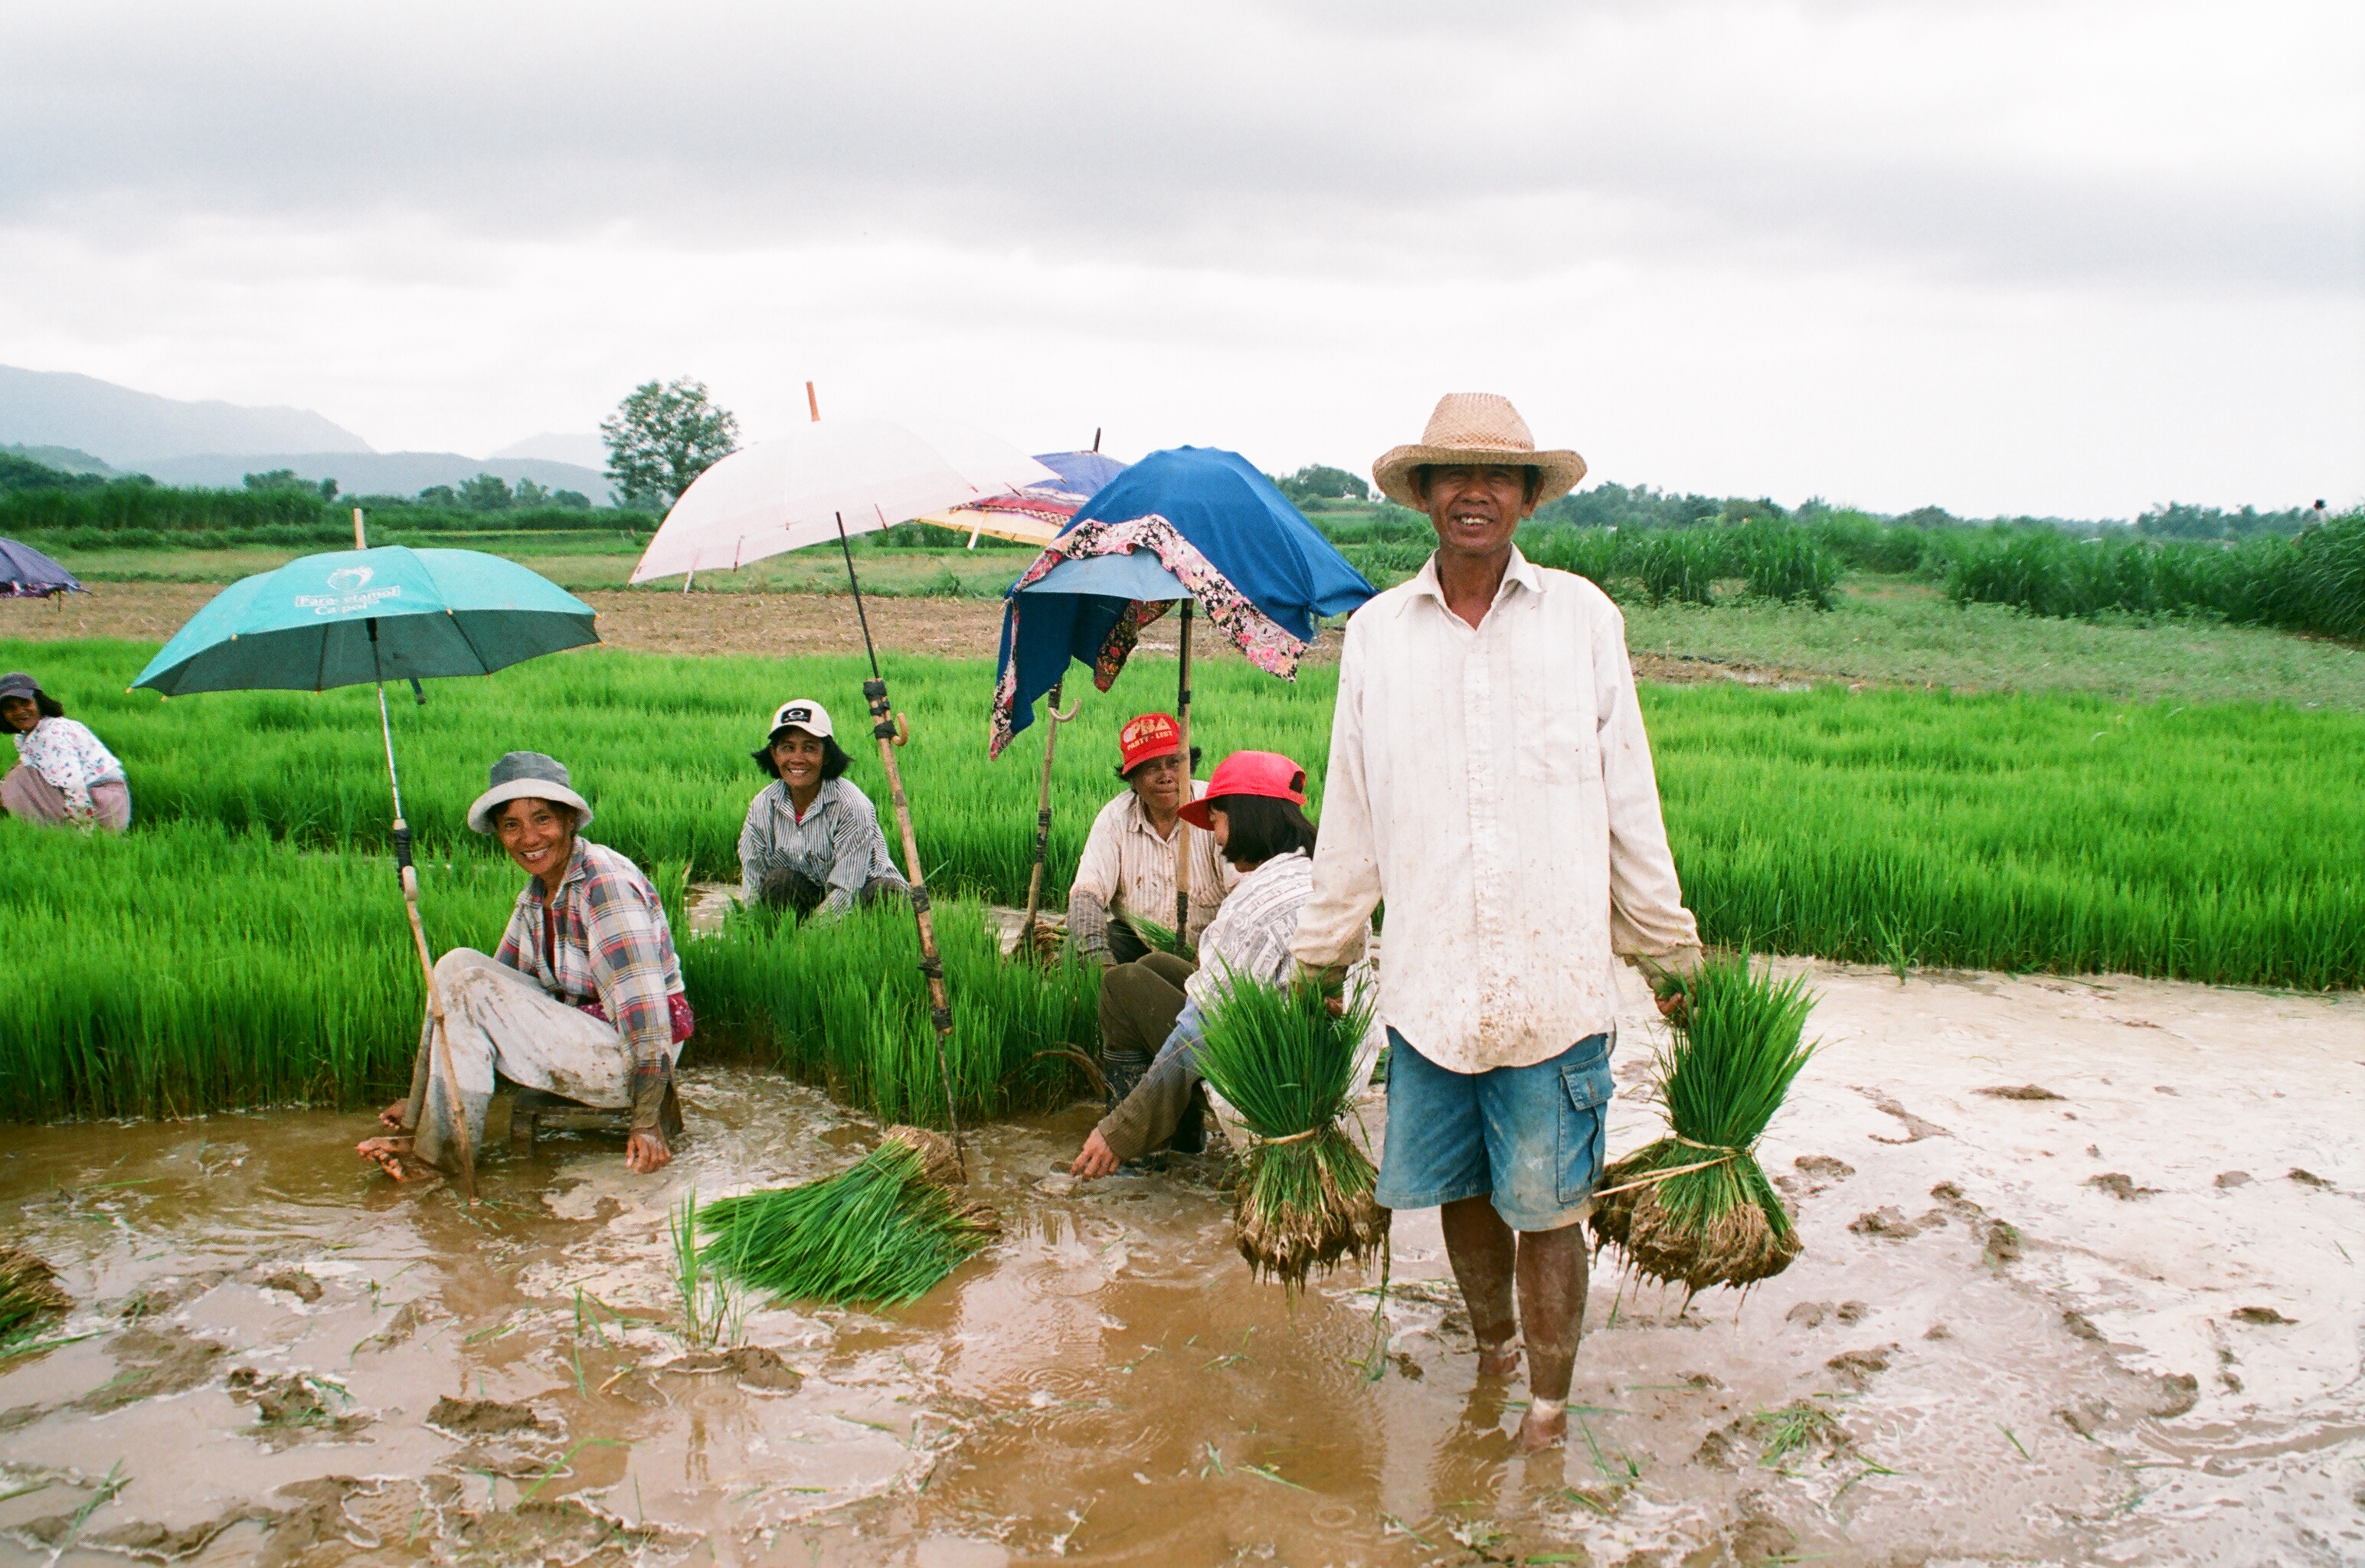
[1117,711,1183,773]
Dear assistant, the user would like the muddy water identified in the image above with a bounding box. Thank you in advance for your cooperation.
[3,963,2362,1566]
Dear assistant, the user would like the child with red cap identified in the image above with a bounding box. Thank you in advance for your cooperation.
[1070,750,1368,1179]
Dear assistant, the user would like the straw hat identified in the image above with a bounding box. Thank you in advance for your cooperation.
[1372,394,1585,510]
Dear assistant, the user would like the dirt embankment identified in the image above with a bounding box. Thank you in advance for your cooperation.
[11,583,1826,683]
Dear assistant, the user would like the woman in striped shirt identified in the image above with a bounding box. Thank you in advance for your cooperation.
[738,698,909,922]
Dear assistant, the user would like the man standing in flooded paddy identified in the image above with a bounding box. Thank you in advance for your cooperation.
[1292,394,1702,1452]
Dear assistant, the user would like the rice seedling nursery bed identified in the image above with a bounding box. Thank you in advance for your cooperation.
[3,632,2358,1123]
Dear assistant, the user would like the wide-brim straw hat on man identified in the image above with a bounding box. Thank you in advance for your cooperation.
[1372,394,1586,510]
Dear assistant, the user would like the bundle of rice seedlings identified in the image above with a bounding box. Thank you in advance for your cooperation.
[698,1127,998,1309]
[0,1244,70,1343]
[1117,912,1196,963]
[1592,956,1817,1294]
[1195,975,1387,1289]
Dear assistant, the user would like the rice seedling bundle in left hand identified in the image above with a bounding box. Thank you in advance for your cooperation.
[1591,954,1817,1294]
[698,1127,998,1309]
[1193,975,1387,1290]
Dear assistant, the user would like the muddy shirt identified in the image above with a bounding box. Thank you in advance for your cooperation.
[1291,549,1700,1073]
[1066,783,1235,962]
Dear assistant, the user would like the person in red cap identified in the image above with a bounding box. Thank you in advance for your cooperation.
[1067,711,1236,1101]
[1070,750,1365,1178]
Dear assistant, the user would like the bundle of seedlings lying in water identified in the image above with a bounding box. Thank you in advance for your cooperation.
[1195,974,1387,1289]
[0,1244,70,1344]
[698,1126,999,1309]
[1592,954,1818,1293]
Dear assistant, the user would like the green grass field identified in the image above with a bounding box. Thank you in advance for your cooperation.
[11,635,2362,998]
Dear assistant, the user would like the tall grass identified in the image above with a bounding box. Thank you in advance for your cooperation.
[0,818,521,1120]
[0,817,1097,1125]
[1945,514,2365,642]
[8,638,2362,994]
[682,900,1100,1127]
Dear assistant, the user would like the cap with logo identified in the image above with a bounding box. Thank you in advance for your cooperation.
[752,698,835,766]
[1117,711,1182,774]
[1177,750,1307,829]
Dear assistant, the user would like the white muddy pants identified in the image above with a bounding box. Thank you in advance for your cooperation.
[412,949,679,1168]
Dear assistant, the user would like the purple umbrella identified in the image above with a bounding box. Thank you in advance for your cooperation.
[0,538,83,598]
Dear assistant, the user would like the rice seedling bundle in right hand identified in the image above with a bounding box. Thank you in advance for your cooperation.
[1591,955,1817,1294]
[1193,975,1386,1290]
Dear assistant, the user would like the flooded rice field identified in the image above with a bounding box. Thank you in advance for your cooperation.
[2,962,2360,1566]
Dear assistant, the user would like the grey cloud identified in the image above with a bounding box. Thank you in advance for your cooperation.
[1,2,2356,295]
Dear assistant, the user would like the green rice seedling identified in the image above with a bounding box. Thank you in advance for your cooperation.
[681,897,1101,1127]
[698,1128,996,1308]
[1591,955,1817,1294]
[0,1246,70,1344]
[1115,911,1196,962]
[1194,974,1386,1289]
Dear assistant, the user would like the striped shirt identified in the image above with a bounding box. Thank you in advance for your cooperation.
[1183,850,1350,1011]
[496,839,686,1073]
[1069,783,1236,949]
[738,776,906,917]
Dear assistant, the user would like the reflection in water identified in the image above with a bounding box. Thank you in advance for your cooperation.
[2,956,2362,1565]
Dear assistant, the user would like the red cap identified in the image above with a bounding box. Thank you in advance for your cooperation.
[1179,751,1308,829]
[1117,712,1182,773]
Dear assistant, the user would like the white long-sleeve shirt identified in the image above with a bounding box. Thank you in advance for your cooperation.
[1290,548,1701,1073]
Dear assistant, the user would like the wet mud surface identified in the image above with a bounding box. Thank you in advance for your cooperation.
[2,963,2361,1565]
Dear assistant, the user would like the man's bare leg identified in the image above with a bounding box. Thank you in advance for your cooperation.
[1441,1196,1521,1377]
[1513,1222,1590,1450]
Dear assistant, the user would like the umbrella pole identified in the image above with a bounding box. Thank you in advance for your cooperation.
[1173,601,1194,942]
[834,512,967,1171]
[368,615,477,1203]
[1020,679,1077,949]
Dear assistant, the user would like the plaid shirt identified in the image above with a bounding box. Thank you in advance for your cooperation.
[495,840,685,1076]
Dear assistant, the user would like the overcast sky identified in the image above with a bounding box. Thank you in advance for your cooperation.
[2,0,2357,516]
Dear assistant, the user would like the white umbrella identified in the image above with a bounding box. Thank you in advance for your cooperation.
[629,416,1056,582]
[628,395,1055,1168]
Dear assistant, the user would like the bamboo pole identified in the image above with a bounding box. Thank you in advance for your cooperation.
[353,508,476,1200]
[1020,679,1078,949]
[1172,601,1195,942]
[834,510,965,1171]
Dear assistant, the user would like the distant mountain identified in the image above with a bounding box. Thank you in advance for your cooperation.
[0,364,371,466]
[132,450,615,503]
[0,443,116,477]
[491,432,609,469]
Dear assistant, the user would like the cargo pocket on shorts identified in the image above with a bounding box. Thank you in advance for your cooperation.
[1557,1049,1614,1205]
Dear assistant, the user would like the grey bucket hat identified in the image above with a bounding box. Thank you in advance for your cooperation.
[0,673,41,704]
[467,751,595,835]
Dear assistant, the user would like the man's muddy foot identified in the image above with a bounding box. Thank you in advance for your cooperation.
[355,1136,439,1184]
[1517,1405,1568,1452]
[1477,1340,1521,1378]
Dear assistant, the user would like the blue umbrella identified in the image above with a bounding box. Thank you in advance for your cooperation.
[991,446,1376,935]
[132,530,601,1199]
[0,537,83,597]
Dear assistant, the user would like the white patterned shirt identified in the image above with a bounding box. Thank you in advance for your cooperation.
[12,717,125,823]
[1291,549,1700,1073]
[738,777,906,916]
[1068,782,1236,949]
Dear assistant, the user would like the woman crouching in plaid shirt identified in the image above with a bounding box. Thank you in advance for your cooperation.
[357,751,692,1181]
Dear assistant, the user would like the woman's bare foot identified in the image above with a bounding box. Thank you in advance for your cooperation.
[1516,1403,1568,1452]
[355,1135,437,1182]
[1476,1338,1522,1378]
[378,1100,411,1130]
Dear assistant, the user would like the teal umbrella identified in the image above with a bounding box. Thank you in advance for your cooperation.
[132,524,602,1200]
[132,544,597,694]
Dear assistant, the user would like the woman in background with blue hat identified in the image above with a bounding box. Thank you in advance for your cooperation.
[738,697,908,922]
[357,750,691,1182]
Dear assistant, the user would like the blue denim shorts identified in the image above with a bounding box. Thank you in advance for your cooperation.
[1374,1029,1614,1231]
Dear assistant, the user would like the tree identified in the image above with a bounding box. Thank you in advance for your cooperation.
[1274,463,1370,505]
[550,489,592,510]
[601,378,739,509]
[459,473,514,511]
[417,485,457,506]
[512,476,550,507]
